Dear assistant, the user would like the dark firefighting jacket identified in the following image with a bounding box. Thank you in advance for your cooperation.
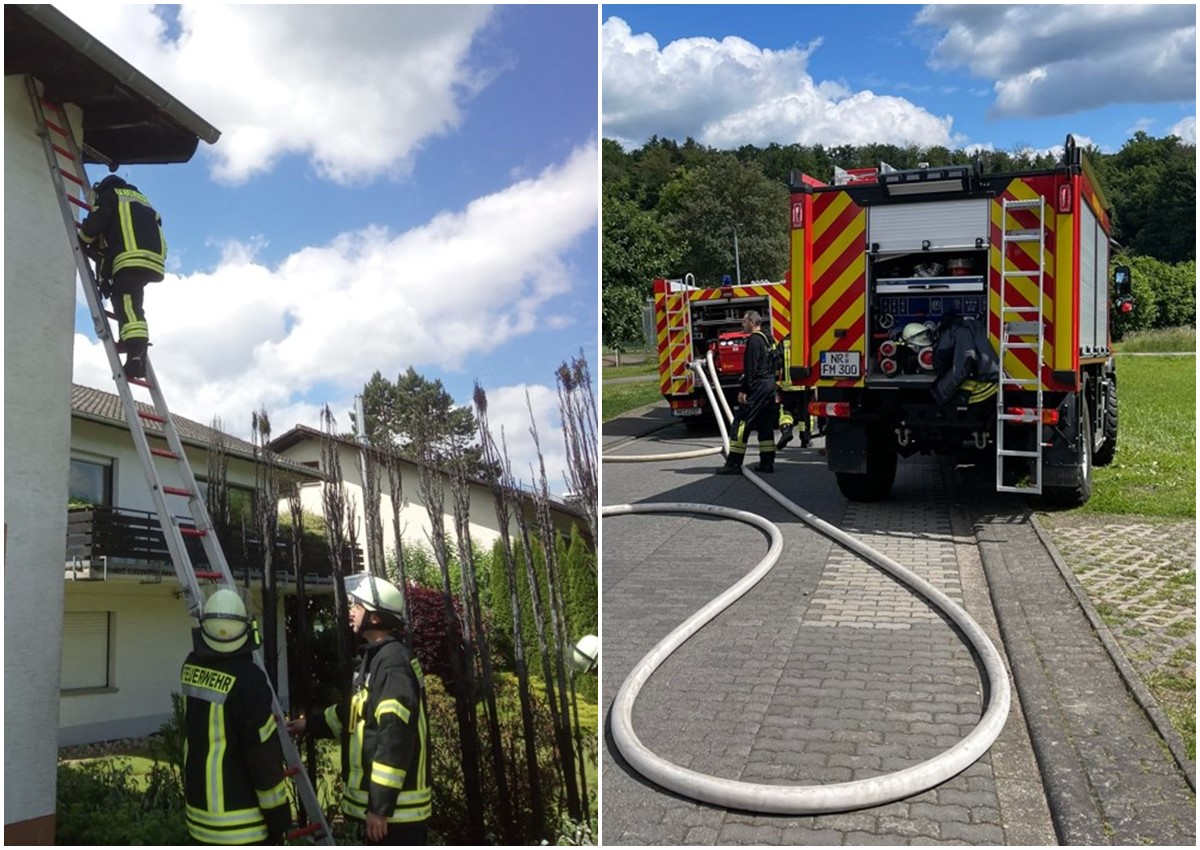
[181,636,290,845]
[309,636,431,825]
[740,330,776,396]
[78,179,167,280]
[932,316,1000,405]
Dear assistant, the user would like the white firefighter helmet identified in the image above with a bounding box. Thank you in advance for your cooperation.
[345,573,406,619]
[900,322,933,348]
[200,588,251,653]
[571,634,599,674]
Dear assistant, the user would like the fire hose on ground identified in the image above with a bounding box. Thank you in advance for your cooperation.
[602,355,1011,814]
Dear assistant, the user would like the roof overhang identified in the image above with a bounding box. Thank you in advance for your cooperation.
[5,4,220,166]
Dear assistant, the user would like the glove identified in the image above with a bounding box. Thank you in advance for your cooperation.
[98,279,113,299]
[263,804,291,845]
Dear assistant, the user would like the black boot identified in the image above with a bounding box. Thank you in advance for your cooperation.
[776,424,794,451]
[717,456,744,475]
[752,460,775,473]
[123,340,148,380]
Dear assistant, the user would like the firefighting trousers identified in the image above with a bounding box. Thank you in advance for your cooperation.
[726,380,778,467]
[110,267,155,348]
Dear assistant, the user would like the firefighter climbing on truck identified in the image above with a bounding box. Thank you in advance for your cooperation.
[787,135,1130,506]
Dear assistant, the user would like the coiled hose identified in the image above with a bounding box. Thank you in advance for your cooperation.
[603,357,1011,813]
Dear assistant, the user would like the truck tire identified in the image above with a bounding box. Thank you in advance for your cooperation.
[1093,377,1118,467]
[834,425,897,502]
[1043,400,1093,506]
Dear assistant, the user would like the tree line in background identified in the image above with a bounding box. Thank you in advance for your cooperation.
[603,132,1196,347]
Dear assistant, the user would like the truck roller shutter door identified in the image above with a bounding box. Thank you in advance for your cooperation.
[868,199,990,253]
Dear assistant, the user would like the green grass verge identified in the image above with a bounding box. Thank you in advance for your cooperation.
[1083,355,1195,518]
[60,755,166,792]
[602,381,664,422]
[1113,326,1196,353]
[603,361,659,379]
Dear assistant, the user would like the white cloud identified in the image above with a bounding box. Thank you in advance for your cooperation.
[1168,116,1196,144]
[918,5,1196,118]
[602,17,956,149]
[56,4,495,184]
[480,384,569,494]
[72,143,598,489]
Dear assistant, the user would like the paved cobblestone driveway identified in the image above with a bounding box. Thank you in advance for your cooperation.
[602,429,1053,845]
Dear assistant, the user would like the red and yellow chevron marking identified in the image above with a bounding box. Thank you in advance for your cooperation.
[808,190,866,387]
[989,178,1075,391]
[655,289,695,396]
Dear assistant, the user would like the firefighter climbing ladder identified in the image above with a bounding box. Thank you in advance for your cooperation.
[995,195,1048,495]
[27,78,334,846]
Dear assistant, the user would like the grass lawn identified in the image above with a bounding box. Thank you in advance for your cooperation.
[1082,354,1195,517]
[60,755,167,791]
[602,380,664,422]
[603,361,659,380]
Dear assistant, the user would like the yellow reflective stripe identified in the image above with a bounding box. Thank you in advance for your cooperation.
[186,804,267,827]
[416,699,428,796]
[371,761,406,789]
[343,786,369,804]
[347,690,367,791]
[207,703,225,811]
[258,714,277,743]
[375,698,409,723]
[396,788,432,805]
[186,820,268,844]
[121,294,138,325]
[117,196,137,254]
[341,797,431,824]
[323,703,342,736]
[255,778,288,810]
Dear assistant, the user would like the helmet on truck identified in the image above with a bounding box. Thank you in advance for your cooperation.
[900,323,933,348]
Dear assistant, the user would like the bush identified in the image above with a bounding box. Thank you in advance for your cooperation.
[56,757,188,846]
[1112,254,1197,339]
[425,674,560,845]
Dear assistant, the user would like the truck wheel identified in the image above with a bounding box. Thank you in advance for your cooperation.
[1093,377,1118,467]
[1043,401,1094,506]
[834,426,897,502]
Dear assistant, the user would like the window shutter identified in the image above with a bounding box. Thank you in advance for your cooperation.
[62,612,110,690]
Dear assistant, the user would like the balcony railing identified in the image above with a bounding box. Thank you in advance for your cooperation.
[66,506,363,581]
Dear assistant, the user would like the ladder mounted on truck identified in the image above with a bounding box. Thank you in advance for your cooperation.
[995,195,1048,495]
[28,78,333,846]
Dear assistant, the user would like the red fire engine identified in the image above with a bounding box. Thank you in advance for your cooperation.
[787,135,1132,505]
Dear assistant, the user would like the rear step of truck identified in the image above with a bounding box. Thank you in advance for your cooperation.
[996,196,1048,495]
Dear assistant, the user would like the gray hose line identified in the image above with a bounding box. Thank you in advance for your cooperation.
[605,359,1011,814]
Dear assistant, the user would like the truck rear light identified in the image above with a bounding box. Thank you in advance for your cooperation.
[809,401,852,419]
[791,200,804,229]
[879,340,897,358]
[1057,184,1072,214]
[1006,406,1059,424]
[671,399,700,410]
[917,347,935,370]
[880,357,898,375]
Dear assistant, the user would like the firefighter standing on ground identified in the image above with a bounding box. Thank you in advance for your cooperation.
[78,174,167,380]
[288,575,431,845]
[718,310,779,474]
[182,589,291,845]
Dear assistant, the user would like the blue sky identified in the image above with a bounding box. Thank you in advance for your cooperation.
[603,4,1196,155]
[59,4,599,491]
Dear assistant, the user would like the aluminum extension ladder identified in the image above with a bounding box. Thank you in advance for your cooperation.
[27,77,333,845]
[995,195,1048,495]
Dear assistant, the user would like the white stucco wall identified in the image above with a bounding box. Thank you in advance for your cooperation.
[4,75,84,828]
[61,416,299,744]
[279,440,581,574]
[71,417,260,514]
[59,582,290,746]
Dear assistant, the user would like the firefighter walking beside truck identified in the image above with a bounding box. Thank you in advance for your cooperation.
[718,310,780,474]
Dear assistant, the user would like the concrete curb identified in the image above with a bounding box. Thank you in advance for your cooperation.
[1029,513,1197,792]
[602,402,675,453]
[974,525,1100,845]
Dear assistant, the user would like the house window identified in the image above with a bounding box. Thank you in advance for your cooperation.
[196,480,257,527]
[61,611,113,691]
[69,457,113,507]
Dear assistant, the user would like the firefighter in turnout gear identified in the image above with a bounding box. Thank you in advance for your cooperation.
[78,174,167,380]
[182,589,291,845]
[289,574,431,845]
[718,310,779,474]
